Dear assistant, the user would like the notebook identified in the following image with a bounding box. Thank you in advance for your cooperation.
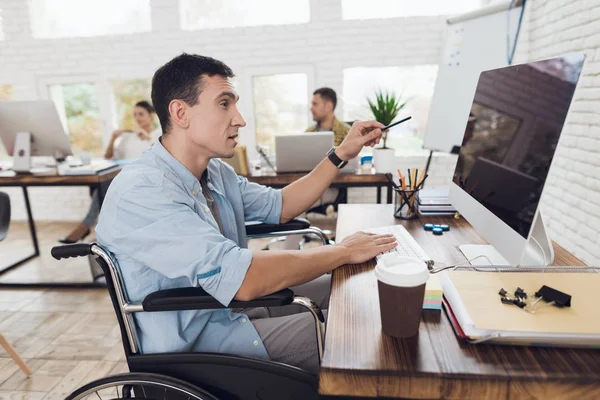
[440,269,600,347]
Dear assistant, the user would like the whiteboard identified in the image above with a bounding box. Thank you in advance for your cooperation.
[423,1,524,153]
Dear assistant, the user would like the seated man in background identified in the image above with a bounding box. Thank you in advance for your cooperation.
[306,87,350,146]
[306,88,352,215]
[95,53,396,376]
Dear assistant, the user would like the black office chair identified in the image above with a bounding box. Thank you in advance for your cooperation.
[52,220,326,400]
[0,191,9,242]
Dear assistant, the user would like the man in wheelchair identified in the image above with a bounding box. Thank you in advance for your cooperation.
[94,53,397,376]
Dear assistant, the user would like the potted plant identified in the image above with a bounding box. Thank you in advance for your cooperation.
[367,89,408,173]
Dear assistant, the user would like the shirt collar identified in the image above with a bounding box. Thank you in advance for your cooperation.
[317,117,339,131]
[151,138,205,193]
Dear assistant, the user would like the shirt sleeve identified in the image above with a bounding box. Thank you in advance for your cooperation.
[237,175,282,224]
[104,182,252,307]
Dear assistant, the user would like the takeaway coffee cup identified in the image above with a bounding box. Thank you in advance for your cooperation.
[375,255,429,338]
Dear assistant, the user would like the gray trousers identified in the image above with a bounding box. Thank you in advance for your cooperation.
[83,189,101,228]
[236,274,331,376]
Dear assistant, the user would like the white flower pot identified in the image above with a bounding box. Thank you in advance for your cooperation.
[373,148,395,173]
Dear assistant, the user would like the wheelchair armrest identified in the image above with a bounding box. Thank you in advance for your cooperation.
[51,243,95,259]
[142,287,294,312]
[245,218,310,236]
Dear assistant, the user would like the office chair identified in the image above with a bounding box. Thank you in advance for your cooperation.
[0,192,33,377]
[52,220,327,400]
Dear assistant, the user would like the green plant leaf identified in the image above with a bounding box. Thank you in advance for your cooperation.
[366,89,410,148]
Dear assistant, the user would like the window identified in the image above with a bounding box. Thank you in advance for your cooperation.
[252,73,308,151]
[111,79,153,131]
[28,0,151,39]
[180,0,310,30]
[0,85,12,160]
[343,65,438,151]
[49,83,104,156]
[342,0,482,19]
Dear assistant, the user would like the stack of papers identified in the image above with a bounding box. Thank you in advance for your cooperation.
[417,188,456,215]
[60,160,117,175]
[440,269,600,347]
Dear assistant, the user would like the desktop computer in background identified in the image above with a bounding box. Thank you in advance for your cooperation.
[0,100,73,172]
[449,54,585,267]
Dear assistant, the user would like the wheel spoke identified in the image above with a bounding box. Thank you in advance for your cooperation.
[95,392,102,400]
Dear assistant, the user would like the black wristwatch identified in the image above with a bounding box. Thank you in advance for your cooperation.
[326,147,348,169]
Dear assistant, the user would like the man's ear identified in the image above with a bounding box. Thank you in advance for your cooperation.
[169,100,190,129]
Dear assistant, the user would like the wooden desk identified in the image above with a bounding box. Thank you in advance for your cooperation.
[248,169,394,204]
[320,204,600,399]
[0,167,120,287]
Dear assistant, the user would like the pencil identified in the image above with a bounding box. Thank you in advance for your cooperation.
[381,116,412,131]
[416,169,425,188]
[413,169,419,190]
[407,168,412,190]
[397,168,406,190]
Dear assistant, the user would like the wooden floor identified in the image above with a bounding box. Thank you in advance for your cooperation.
[0,217,336,399]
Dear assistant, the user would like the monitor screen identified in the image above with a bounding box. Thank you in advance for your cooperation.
[452,54,585,238]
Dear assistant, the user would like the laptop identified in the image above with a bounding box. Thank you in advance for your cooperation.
[275,132,334,173]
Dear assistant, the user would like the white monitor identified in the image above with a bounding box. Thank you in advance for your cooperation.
[0,100,73,171]
[275,131,333,173]
[449,54,585,267]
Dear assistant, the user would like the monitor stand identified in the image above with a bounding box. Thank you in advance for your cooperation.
[12,132,32,173]
[458,211,554,267]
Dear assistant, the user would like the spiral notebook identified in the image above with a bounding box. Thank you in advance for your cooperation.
[439,268,600,347]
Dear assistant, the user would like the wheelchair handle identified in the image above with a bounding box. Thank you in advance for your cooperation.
[51,243,94,260]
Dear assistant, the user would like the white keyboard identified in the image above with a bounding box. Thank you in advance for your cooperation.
[367,225,433,267]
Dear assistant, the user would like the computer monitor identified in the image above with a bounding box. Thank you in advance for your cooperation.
[449,54,585,267]
[275,132,333,173]
[0,100,73,171]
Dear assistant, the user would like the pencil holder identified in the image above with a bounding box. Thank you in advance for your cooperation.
[393,188,419,220]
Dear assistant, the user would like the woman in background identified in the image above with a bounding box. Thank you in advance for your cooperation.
[58,100,161,243]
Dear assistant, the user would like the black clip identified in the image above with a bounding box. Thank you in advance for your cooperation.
[499,288,508,297]
[534,285,571,308]
[515,287,527,299]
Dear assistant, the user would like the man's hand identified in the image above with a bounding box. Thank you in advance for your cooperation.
[336,120,385,161]
[338,232,397,265]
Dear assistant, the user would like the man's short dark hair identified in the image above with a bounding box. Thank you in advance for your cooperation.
[151,53,234,134]
[313,87,337,110]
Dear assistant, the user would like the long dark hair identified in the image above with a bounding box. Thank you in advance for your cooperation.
[135,100,155,114]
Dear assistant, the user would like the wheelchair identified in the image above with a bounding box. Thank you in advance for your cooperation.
[51,218,330,400]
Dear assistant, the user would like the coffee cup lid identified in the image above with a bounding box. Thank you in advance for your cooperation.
[375,255,429,287]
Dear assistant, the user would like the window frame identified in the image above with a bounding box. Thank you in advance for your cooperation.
[36,75,111,149]
[239,65,315,162]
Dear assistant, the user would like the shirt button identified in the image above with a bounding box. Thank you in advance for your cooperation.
[253,340,259,346]
[204,206,210,212]
[241,318,247,323]
[192,190,197,196]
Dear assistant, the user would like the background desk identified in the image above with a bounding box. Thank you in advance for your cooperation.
[248,168,394,204]
[320,204,600,399]
[0,167,120,288]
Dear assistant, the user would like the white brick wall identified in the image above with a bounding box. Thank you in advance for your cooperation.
[5,0,595,265]
[520,0,600,265]
[0,0,454,222]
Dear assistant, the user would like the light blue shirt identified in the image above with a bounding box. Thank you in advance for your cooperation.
[95,139,282,360]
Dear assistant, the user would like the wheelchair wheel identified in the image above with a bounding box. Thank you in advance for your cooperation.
[65,372,219,400]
